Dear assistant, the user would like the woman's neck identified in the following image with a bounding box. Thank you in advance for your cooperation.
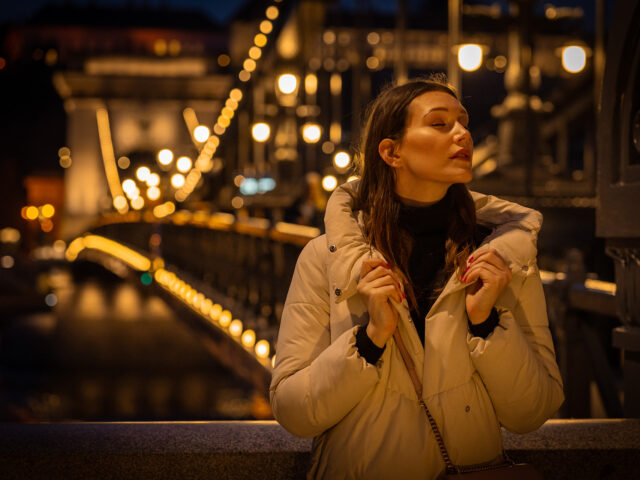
[394,178,451,205]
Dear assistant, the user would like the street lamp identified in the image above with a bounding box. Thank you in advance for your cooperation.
[157,149,173,166]
[194,125,210,142]
[458,44,484,72]
[302,123,322,143]
[176,156,192,173]
[252,122,271,142]
[333,151,351,170]
[561,45,587,73]
[277,73,298,94]
[322,175,338,192]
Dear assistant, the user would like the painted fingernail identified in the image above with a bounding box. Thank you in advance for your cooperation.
[461,275,466,282]
[464,266,470,272]
[385,263,391,269]
[469,256,474,262]
[402,292,406,299]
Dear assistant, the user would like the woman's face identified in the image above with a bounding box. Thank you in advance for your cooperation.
[389,90,473,202]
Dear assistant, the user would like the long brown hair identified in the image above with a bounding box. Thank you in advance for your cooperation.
[353,75,477,308]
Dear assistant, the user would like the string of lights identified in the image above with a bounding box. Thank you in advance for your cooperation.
[174,0,285,203]
[64,234,275,369]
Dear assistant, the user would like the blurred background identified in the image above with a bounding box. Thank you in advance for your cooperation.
[1,0,637,423]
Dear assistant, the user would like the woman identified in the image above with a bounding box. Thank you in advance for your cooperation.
[270,77,564,480]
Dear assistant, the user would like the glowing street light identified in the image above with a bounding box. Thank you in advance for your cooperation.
[176,156,192,173]
[302,123,322,143]
[322,175,338,192]
[333,151,351,169]
[562,45,587,73]
[458,44,483,72]
[41,204,55,218]
[131,196,144,210]
[255,340,270,358]
[252,122,271,142]
[113,195,127,210]
[241,329,256,348]
[147,186,161,201]
[136,166,150,182]
[277,73,298,94]
[171,173,185,188]
[194,125,210,142]
[158,149,173,166]
[147,173,160,187]
[122,179,137,195]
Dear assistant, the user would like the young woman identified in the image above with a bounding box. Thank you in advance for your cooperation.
[270,77,564,480]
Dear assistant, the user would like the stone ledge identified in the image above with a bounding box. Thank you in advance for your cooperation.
[1,419,638,479]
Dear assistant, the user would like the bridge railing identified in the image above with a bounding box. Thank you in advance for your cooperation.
[1,419,639,479]
[88,213,627,417]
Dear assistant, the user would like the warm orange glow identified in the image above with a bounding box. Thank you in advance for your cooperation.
[41,204,55,218]
[265,6,279,20]
[26,206,39,220]
[97,108,127,213]
[241,329,256,348]
[146,186,161,200]
[66,235,151,271]
[40,219,54,232]
[254,34,267,48]
[255,340,270,358]
[259,20,273,34]
[229,88,243,102]
[229,319,243,337]
[249,46,262,60]
[243,58,257,72]
[302,123,322,143]
[219,310,232,327]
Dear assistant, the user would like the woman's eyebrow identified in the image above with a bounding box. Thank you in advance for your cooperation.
[424,107,469,117]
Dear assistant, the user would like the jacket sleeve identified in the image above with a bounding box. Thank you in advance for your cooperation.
[270,238,380,438]
[466,264,564,433]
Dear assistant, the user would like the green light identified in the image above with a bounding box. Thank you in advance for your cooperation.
[141,272,153,285]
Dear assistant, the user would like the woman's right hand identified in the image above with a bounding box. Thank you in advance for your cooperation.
[356,259,405,348]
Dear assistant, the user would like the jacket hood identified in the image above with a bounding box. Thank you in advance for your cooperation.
[324,180,542,304]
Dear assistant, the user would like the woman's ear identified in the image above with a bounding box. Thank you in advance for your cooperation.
[378,138,401,167]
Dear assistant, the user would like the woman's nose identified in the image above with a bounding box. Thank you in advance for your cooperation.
[453,123,471,145]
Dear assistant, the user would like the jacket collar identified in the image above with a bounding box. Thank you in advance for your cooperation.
[324,180,542,304]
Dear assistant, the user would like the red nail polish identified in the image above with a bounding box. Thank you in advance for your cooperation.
[385,263,391,269]
[402,292,406,299]
[464,266,469,272]
[469,256,474,263]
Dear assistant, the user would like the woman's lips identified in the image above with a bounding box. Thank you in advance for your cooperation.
[451,148,471,159]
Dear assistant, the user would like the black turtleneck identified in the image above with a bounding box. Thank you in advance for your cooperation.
[356,190,501,365]
[397,191,452,343]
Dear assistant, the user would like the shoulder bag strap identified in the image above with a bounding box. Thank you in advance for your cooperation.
[392,328,458,474]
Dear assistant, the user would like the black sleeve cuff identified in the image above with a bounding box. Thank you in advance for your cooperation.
[355,324,385,364]
[468,308,501,339]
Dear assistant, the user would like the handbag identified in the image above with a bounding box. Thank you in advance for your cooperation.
[392,328,544,480]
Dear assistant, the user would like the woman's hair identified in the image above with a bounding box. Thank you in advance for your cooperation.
[353,74,477,307]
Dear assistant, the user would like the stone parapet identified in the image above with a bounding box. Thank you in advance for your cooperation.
[1,419,638,479]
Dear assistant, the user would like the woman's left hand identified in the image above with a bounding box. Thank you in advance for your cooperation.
[462,249,512,325]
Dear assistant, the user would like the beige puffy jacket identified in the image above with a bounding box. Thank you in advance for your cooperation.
[270,182,564,480]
